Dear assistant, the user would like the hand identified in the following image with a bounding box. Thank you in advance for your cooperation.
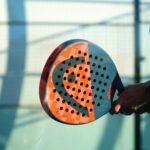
[112,82,150,114]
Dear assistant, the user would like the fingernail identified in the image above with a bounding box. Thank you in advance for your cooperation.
[114,104,121,112]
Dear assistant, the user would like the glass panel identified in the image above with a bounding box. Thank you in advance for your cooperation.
[140,3,150,23]
[0,109,134,150]
[141,24,150,81]
[141,24,150,149]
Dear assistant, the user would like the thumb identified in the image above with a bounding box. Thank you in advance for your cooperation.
[110,100,122,114]
[113,100,134,115]
[113,103,121,113]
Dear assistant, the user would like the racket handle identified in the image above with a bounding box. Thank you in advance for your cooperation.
[115,73,125,94]
[111,73,124,99]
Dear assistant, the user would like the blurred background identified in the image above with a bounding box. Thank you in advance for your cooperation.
[0,0,150,150]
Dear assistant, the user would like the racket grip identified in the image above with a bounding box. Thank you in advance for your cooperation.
[115,73,125,94]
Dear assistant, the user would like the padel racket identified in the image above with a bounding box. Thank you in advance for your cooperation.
[39,39,125,125]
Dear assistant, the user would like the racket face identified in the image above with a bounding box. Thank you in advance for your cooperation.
[39,39,122,124]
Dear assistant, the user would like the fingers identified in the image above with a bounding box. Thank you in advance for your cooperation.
[110,101,134,115]
[110,82,150,115]
[114,103,121,113]
[109,101,122,114]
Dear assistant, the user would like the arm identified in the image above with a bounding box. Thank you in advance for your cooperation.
[112,80,150,114]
